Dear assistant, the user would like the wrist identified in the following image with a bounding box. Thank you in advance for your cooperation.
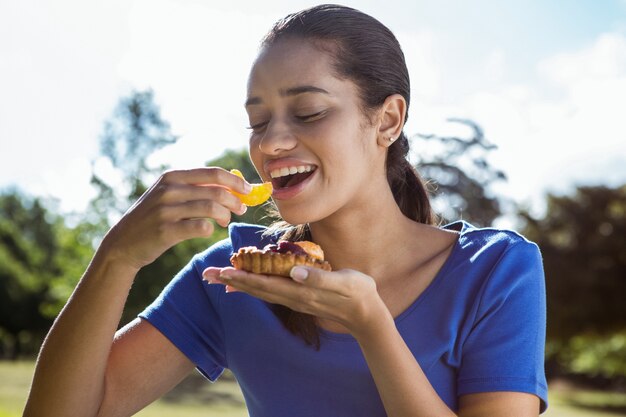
[349,294,395,342]
[98,226,147,273]
[92,238,142,279]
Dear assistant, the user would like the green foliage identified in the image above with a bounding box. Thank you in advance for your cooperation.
[0,192,54,357]
[413,119,507,226]
[555,332,626,378]
[40,221,96,317]
[207,149,261,183]
[522,184,626,378]
[0,191,94,357]
[99,89,177,182]
[90,89,177,225]
[521,185,626,340]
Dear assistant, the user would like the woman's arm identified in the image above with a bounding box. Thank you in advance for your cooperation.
[24,168,250,417]
[353,307,540,417]
[24,253,196,416]
[350,295,456,416]
[24,249,137,416]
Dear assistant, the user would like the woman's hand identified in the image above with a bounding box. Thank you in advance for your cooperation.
[203,266,390,337]
[101,168,251,271]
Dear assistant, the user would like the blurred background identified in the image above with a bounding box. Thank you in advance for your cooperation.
[1,0,625,416]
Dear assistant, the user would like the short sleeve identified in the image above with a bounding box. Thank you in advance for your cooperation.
[457,240,548,412]
[138,238,232,381]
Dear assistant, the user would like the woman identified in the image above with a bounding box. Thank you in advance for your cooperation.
[25,5,547,416]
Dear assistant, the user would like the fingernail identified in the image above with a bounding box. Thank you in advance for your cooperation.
[219,273,232,280]
[290,266,308,281]
[203,269,219,281]
[225,285,239,293]
[243,182,253,193]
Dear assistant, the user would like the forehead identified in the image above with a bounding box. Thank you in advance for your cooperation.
[247,39,342,96]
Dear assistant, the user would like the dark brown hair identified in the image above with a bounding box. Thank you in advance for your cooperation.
[261,4,436,348]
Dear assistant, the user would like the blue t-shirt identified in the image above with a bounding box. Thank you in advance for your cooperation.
[139,221,548,415]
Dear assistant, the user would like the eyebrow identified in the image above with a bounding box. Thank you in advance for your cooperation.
[245,85,330,107]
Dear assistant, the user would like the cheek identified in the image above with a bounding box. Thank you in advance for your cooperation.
[247,139,264,176]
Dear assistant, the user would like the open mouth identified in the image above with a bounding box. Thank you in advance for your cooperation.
[270,165,317,189]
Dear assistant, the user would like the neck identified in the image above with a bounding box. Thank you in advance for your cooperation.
[308,185,425,279]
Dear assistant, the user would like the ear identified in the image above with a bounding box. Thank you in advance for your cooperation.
[376,94,407,147]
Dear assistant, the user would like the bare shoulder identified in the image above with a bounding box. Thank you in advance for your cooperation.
[99,318,195,415]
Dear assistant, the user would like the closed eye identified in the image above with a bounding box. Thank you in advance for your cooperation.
[296,110,327,122]
[246,110,327,132]
[246,121,268,132]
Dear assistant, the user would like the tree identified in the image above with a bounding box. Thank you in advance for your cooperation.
[520,184,626,339]
[520,184,626,378]
[0,191,93,358]
[0,192,52,358]
[412,118,507,226]
[89,89,177,228]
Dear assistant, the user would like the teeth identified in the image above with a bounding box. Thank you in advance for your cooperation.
[270,165,315,179]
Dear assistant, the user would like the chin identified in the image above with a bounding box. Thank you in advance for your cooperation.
[274,202,330,226]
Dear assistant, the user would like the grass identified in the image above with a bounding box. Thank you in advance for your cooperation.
[135,371,247,417]
[2,360,625,416]
[544,379,626,417]
[0,361,247,417]
[0,361,33,417]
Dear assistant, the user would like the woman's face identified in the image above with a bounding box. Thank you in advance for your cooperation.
[246,39,387,225]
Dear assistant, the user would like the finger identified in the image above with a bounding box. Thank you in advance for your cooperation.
[289,266,354,292]
[161,184,247,215]
[202,267,227,285]
[219,268,301,303]
[291,267,378,306]
[220,269,339,319]
[161,200,233,227]
[163,218,215,242]
[224,277,329,318]
[161,167,253,194]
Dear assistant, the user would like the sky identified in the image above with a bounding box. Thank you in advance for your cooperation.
[1,0,625,221]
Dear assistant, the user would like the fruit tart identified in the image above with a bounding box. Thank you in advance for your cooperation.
[230,241,332,276]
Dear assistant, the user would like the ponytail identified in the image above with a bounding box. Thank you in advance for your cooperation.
[387,133,437,225]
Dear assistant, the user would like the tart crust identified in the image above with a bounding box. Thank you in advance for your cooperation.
[230,246,332,276]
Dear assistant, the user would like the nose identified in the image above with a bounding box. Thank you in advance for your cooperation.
[257,121,297,155]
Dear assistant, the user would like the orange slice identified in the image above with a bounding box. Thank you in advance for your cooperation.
[230,169,273,206]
